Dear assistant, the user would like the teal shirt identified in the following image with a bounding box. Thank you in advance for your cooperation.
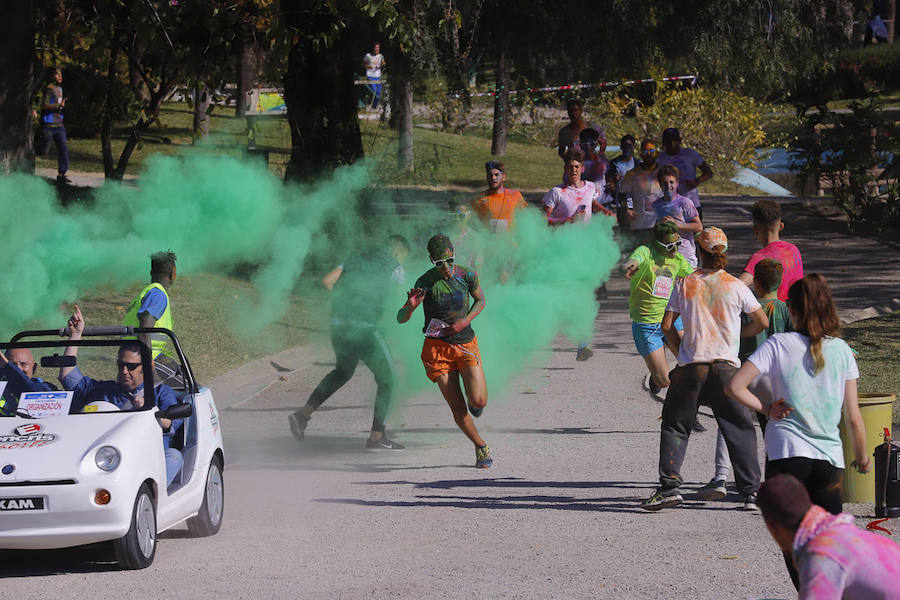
[739,296,793,361]
[414,265,480,344]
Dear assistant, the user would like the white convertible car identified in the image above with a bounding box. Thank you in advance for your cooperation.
[0,326,224,569]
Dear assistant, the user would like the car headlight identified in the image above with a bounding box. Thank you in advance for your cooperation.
[95,446,121,472]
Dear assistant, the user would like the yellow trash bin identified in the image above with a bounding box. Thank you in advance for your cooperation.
[839,393,896,504]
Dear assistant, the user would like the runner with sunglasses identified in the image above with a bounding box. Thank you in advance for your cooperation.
[397,234,492,468]
[622,221,693,396]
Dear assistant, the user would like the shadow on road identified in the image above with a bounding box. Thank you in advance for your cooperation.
[0,545,118,577]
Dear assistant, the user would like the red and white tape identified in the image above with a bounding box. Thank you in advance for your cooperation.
[450,75,698,99]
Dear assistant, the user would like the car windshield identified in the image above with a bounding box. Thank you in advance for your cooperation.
[0,339,159,418]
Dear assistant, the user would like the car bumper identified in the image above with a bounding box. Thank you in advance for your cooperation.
[0,483,134,549]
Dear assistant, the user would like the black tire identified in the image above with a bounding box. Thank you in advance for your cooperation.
[112,483,157,569]
[187,455,224,537]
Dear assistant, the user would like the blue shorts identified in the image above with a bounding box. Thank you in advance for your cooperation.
[632,317,683,357]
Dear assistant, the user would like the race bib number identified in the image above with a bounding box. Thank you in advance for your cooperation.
[425,318,449,338]
[651,275,674,299]
[19,391,74,418]
[489,219,509,234]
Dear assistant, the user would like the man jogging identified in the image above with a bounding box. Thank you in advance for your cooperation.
[289,235,410,450]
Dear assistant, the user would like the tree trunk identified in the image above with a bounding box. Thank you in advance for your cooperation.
[397,77,414,172]
[0,0,35,175]
[112,78,175,180]
[235,38,258,118]
[101,42,119,177]
[192,86,211,143]
[388,52,414,172]
[885,0,896,42]
[491,46,510,156]
[283,30,363,183]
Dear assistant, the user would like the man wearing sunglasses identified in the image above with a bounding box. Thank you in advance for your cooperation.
[623,221,693,398]
[59,305,184,486]
[397,234,492,468]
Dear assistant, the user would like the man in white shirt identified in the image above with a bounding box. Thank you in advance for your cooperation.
[363,43,385,109]
[641,227,768,512]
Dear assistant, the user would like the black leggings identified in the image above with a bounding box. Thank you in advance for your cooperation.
[306,324,395,432]
[765,457,844,589]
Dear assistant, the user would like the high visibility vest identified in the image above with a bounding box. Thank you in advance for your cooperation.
[123,282,174,358]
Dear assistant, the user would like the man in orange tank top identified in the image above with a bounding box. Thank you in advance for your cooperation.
[471,160,528,234]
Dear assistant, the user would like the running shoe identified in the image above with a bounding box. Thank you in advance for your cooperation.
[743,492,760,513]
[467,402,484,418]
[288,411,309,441]
[692,417,707,433]
[475,445,493,468]
[366,436,405,451]
[576,347,594,361]
[697,478,727,501]
[640,489,684,511]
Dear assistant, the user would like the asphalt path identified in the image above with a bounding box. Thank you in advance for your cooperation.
[3,197,899,598]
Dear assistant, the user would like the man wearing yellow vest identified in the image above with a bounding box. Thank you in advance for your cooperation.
[124,251,179,385]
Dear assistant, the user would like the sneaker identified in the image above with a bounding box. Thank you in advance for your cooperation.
[366,436,405,451]
[468,402,484,418]
[743,492,760,513]
[697,478,727,501]
[576,347,594,361]
[475,445,493,468]
[56,174,71,184]
[692,418,707,433]
[288,412,309,441]
[641,489,684,511]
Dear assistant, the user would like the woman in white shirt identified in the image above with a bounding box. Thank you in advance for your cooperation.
[726,273,869,588]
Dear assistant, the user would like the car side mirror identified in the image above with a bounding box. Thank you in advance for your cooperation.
[41,354,77,368]
[159,403,192,420]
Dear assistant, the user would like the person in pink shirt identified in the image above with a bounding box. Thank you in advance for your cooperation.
[542,148,612,226]
[739,200,803,301]
[758,474,900,598]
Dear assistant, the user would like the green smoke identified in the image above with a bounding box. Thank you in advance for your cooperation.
[2,155,620,417]
[0,154,370,337]
[383,209,620,404]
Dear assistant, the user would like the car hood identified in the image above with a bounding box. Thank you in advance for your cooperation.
[0,413,148,482]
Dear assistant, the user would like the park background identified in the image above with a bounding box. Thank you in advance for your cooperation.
[0,1,898,415]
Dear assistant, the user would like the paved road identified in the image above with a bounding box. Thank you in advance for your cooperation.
[3,197,898,598]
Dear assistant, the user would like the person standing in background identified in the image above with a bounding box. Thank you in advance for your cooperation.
[363,43,385,109]
[40,67,70,184]
[656,128,713,221]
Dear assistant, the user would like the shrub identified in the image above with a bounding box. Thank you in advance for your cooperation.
[790,98,900,229]
[832,43,900,97]
[634,87,767,178]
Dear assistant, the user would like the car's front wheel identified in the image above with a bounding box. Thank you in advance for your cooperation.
[112,483,157,569]
[187,455,224,537]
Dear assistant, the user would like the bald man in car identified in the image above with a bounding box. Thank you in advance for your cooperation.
[0,348,57,416]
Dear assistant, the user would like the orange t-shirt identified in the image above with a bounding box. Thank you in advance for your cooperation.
[471,188,527,232]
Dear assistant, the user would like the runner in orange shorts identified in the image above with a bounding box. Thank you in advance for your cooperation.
[397,234,492,468]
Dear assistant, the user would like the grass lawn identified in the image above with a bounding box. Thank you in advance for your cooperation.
[73,272,320,385]
[842,311,900,424]
[36,102,761,194]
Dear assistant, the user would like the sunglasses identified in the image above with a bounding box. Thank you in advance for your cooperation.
[641,148,658,156]
[117,360,142,372]
[431,256,455,268]
[656,239,682,251]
